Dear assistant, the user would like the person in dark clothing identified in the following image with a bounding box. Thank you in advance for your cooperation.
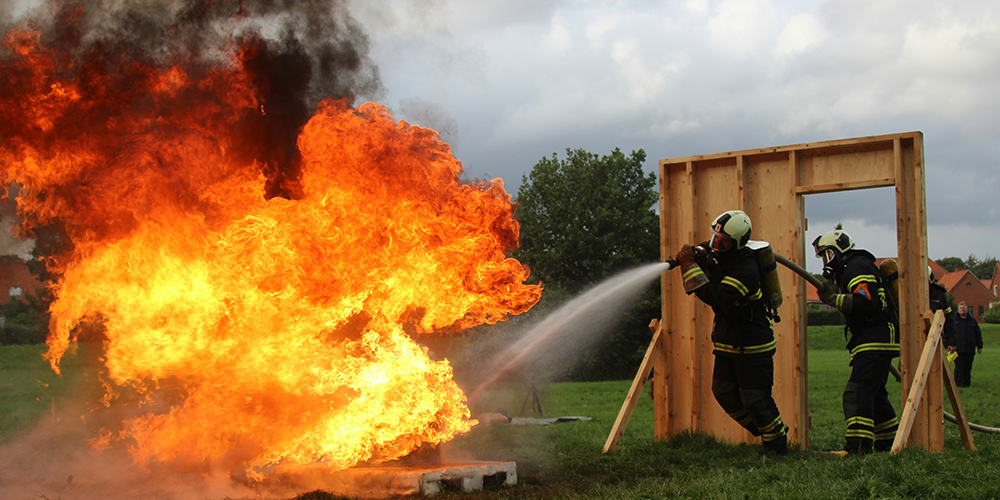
[677,210,787,455]
[929,269,956,346]
[813,229,899,455]
[945,302,983,387]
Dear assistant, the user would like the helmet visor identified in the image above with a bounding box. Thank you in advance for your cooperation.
[820,248,837,267]
[709,232,732,253]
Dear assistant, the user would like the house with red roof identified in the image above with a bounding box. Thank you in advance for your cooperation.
[0,258,45,303]
[989,263,1000,302]
[937,268,995,321]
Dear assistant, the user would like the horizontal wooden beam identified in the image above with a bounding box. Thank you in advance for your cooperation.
[795,178,896,194]
[662,132,921,165]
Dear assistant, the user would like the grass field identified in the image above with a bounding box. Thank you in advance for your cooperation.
[2,326,1000,499]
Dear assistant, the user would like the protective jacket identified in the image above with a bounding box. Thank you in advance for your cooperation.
[694,247,774,357]
[947,313,983,353]
[834,249,899,361]
[928,281,956,342]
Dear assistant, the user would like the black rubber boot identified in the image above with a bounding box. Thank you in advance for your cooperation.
[763,434,788,456]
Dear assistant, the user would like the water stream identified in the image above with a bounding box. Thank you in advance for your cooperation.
[466,261,672,401]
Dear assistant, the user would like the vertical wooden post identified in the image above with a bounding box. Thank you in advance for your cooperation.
[893,136,941,451]
[892,310,945,452]
[655,168,671,439]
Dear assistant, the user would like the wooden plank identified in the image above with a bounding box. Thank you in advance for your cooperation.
[891,310,946,452]
[661,131,922,165]
[603,320,664,453]
[941,344,976,450]
[745,151,803,446]
[670,161,699,437]
[655,160,672,440]
[794,178,895,194]
[795,176,810,449]
[893,135,938,451]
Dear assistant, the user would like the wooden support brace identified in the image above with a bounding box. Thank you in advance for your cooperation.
[891,310,946,453]
[603,319,663,454]
[941,344,976,450]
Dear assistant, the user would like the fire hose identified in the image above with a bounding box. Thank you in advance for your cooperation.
[771,252,1000,435]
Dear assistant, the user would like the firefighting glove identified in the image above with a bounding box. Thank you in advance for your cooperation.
[677,244,697,267]
[818,284,852,315]
[816,282,835,303]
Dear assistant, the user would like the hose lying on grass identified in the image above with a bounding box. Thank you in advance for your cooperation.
[882,364,1000,434]
[773,253,1000,435]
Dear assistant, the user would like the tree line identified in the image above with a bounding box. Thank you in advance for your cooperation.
[935,255,999,280]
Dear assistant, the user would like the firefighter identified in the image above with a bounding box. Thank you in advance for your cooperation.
[677,210,787,455]
[929,267,956,347]
[813,229,899,455]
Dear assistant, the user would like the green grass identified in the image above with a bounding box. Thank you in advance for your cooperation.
[1,343,84,442]
[2,326,1000,499]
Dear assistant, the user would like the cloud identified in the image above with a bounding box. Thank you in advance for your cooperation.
[545,18,572,54]
[706,0,780,59]
[774,12,827,58]
[356,0,1000,262]
[397,98,459,145]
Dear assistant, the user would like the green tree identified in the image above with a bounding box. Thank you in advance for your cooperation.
[984,302,1000,324]
[515,148,659,291]
[0,290,49,345]
[935,257,964,273]
[513,148,660,380]
[934,255,998,279]
[970,255,998,280]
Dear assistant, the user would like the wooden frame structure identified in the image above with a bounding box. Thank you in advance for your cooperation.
[653,131,943,450]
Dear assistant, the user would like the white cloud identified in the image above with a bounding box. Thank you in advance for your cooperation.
[545,19,573,54]
[584,14,618,49]
[610,38,687,107]
[706,0,780,58]
[649,118,701,136]
[685,0,709,16]
[1,219,35,260]
[774,12,826,58]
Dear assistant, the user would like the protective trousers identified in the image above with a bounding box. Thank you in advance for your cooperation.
[954,353,975,387]
[843,352,898,453]
[712,355,787,452]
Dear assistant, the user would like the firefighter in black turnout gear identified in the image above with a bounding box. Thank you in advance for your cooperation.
[929,268,956,349]
[677,210,788,455]
[813,230,899,455]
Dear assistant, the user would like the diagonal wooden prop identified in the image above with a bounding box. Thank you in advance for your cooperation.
[891,309,945,452]
[603,318,663,454]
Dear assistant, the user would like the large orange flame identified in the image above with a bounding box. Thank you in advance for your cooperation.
[1,26,541,477]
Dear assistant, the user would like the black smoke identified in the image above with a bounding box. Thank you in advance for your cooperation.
[2,0,383,199]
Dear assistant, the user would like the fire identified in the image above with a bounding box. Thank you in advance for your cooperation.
[0,11,540,478]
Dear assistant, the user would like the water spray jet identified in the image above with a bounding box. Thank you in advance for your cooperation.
[467,262,672,402]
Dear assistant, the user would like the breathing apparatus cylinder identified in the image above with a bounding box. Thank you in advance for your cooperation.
[678,245,710,294]
[879,258,900,314]
[747,240,783,310]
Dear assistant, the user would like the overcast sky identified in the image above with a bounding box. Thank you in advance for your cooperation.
[349,0,1000,274]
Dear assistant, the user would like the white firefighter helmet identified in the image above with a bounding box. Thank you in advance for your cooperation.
[812,229,854,277]
[709,210,752,252]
